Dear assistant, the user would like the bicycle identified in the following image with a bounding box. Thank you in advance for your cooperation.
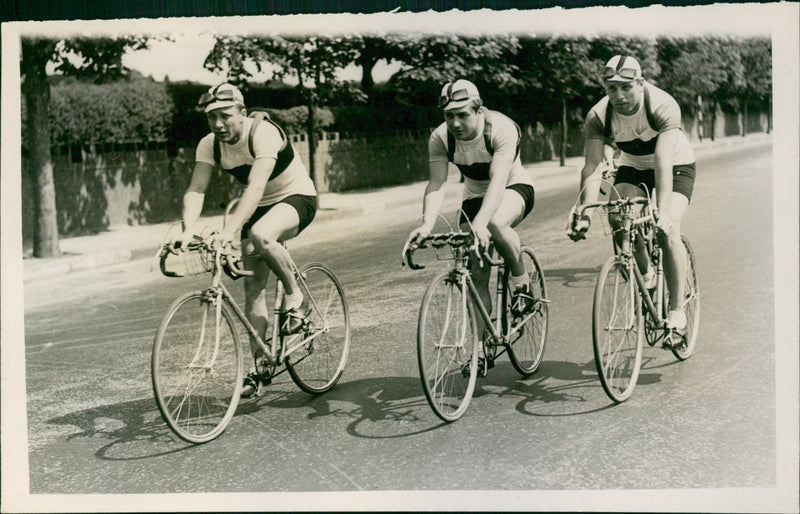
[151,208,350,444]
[402,222,549,422]
[570,191,700,403]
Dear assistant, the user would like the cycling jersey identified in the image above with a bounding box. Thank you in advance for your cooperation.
[195,117,316,206]
[429,109,534,200]
[584,82,695,170]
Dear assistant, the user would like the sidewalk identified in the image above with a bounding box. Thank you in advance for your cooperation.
[21,132,771,282]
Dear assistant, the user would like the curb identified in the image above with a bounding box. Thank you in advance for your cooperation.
[22,134,771,283]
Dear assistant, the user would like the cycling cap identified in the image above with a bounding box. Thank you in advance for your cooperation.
[438,79,480,111]
[198,83,245,113]
[602,55,642,82]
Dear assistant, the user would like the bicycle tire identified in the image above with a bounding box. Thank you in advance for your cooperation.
[592,256,644,403]
[152,291,243,444]
[503,247,549,376]
[672,236,700,360]
[417,271,479,422]
[286,263,350,394]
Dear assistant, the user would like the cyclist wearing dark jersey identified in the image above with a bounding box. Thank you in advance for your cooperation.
[408,79,536,347]
[569,55,696,331]
[174,83,318,396]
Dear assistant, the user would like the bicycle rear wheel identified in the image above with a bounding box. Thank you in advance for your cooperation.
[152,292,243,444]
[593,256,644,403]
[286,263,350,394]
[503,247,549,376]
[672,236,700,360]
[417,271,479,422]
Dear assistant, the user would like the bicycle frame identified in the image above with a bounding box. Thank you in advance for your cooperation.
[445,246,541,354]
[616,213,667,326]
[191,242,326,374]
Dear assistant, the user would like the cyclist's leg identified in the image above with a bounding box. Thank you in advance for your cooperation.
[659,165,694,329]
[662,193,688,313]
[488,185,531,279]
[608,175,650,277]
[242,238,271,356]
[460,198,492,336]
[248,203,302,299]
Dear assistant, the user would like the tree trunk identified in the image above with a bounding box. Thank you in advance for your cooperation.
[305,89,318,186]
[22,38,61,258]
[710,97,717,142]
[766,98,772,134]
[559,91,567,166]
[742,99,748,137]
[358,39,377,102]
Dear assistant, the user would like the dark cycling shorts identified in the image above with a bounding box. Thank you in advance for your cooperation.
[459,183,535,226]
[614,163,696,202]
[241,194,318,240]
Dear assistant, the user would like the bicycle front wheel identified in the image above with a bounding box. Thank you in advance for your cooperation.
[286,263,350,394]
[592,257,644,403]
[672,236,700,360]
[503,246,549,376]
[152,292,243,444]
[417,271,479,422]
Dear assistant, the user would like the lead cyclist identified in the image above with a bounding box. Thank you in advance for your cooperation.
[407,79,537,371]
[568,55,697,332]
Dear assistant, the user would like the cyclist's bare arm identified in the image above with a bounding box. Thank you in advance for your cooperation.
[178,162,214,245]
[411,161,449,243]
[567,138,606,241]
[220,157,274,238]
[578,138,606,205]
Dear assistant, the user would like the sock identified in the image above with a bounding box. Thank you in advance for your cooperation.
[283,290,303,311]
[509,272,528,291]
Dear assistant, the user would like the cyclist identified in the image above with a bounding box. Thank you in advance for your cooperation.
[568,55,696,332]
[173,83,318,396]
[407,79,536,369]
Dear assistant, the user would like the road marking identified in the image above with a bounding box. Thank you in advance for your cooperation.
[327,462,364,490]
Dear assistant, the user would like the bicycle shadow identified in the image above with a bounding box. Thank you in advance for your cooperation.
[42,398,203,461]
[469,356,665,416]
[240,375,448,439]
[543,266,602,288]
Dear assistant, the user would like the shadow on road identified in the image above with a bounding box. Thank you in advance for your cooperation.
[544,266,602,288]
[43,358,670,459]
[45,398,202,460]
[240,376,448,439]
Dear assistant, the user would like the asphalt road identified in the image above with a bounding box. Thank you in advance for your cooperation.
[20,141,781,509]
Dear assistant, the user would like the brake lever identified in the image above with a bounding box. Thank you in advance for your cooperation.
[401,240,425,270]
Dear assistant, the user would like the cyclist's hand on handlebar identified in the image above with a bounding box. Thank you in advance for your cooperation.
[211,230,236,250]
[171,228,198,252]
[407,225,432,247]
[567,212,591,241]
[656,215,673,238]
[471,221,492,253]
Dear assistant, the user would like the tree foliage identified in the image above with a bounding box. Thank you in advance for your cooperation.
[21,35,152,257]
[47,75,174,145]
[386,34,522,106]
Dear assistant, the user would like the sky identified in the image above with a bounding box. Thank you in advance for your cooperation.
[121,33,400,86]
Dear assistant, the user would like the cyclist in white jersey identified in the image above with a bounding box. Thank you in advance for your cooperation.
[408,79,536,361]
[568,55,696,331]
[173,83,318,396]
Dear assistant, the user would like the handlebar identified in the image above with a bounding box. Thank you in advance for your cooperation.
[571,196,657,228]
[401,231,502,270]
[158,235,254,278]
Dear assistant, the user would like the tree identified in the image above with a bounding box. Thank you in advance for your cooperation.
[21,36,149,257]
[516,36,596,165]
[657,36,745,141]
[385,34,521,106]
[737,38,772,135]
[204,35,363,184]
